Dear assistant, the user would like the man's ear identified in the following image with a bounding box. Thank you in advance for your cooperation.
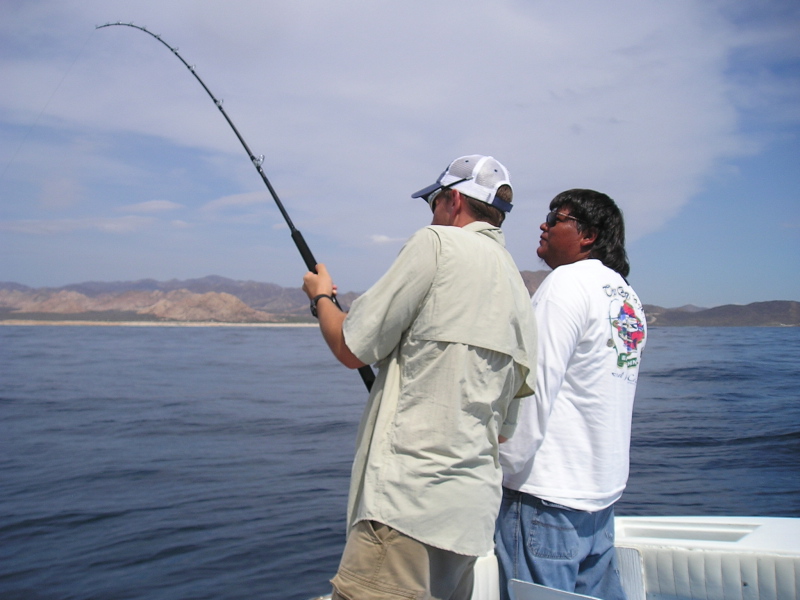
[579,227,598,250]
[450,190,465,214]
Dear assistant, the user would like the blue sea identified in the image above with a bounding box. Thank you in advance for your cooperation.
[1,325,798,600]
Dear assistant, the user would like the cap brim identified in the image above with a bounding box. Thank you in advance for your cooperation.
[411,181,443,199]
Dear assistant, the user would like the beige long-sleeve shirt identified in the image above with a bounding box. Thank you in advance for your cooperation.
[342,222,537,556]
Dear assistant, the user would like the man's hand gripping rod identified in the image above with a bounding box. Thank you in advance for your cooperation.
[98,22,375,391]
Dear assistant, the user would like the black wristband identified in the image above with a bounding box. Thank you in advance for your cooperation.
[310,294,334,318]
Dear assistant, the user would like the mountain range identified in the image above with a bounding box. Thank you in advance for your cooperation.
[1,274,798,326]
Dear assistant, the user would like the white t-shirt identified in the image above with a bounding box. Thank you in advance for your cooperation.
[499,259,646,511]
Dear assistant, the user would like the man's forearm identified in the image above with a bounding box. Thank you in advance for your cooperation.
[316,297,366,369]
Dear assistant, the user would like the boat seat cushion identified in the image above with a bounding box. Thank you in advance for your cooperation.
[617,546,800,600]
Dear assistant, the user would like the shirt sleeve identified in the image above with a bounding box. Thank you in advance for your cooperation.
[499,269,585,473]
[500,395,523,440]
[533,271,585,423]
[342,227,440,365]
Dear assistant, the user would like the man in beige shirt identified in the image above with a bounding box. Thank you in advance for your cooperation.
[303,155,537,600]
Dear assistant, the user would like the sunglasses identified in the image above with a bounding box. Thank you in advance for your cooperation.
[426,177,471,212]
[545,209,582,228]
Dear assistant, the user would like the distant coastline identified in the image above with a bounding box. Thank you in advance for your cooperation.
[1,274,798,327]
[0,320,316,328]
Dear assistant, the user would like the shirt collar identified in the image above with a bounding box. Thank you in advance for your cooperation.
[463,220,505,247]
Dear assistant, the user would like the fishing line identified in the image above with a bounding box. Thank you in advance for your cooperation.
[1,29,95,183]
[98,22,375,391]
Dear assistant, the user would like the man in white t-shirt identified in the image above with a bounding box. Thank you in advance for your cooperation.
[496,189,646,600]
[302,156,537,600]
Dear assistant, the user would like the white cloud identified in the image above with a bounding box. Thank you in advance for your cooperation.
[121,200,184,213]
[370,234,406,245]
[200,191,270,213]
[0,216,155,235]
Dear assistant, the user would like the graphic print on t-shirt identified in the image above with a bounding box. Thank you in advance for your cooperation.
[608,298,645,369]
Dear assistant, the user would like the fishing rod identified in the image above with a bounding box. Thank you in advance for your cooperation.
[98,22,375,391]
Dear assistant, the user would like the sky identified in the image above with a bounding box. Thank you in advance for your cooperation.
[1,1,798,309]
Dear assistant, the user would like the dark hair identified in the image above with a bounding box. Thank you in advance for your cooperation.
[457,183,512,227]
[550,189,630,277]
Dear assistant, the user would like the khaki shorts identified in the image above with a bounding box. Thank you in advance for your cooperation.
[331,520,477,600]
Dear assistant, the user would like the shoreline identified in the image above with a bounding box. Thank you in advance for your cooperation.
[3,320,795,328]
[0,320,318,328]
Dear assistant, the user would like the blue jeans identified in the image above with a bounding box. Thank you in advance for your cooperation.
[494,488,626,600]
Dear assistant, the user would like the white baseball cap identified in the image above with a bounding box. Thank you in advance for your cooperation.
[411,155,513,212]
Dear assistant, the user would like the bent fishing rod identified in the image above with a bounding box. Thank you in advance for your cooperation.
[98,22,375,391]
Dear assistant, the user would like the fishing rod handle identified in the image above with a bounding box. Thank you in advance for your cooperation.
[293,228,375,390]
[293,229,340,310]
[291,229,318,273]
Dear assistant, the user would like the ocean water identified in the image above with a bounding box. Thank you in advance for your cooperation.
[1,325,798,600]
